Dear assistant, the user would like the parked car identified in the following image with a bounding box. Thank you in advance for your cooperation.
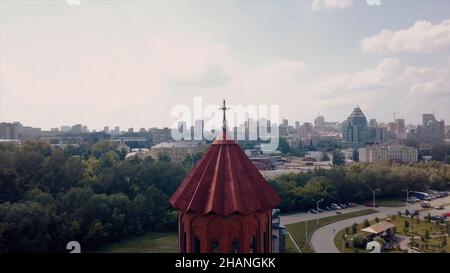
[308,209,318,214]
[317,208,324,213]
[324,206,332,211]
[340,203,348,208]
[364,202,379,207]
[420,202,431,208]
[349,202,358,207]
[437,192,447,198]
[409,197,420,203]
[330,203,341,210]
[434,205,444,210]
[442,212,450,219]
[430,215,444,222]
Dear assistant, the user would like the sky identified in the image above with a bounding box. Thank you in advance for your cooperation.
[1,0,450,131]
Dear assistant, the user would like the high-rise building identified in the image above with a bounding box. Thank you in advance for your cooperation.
[194,119,204,141]
[408,114,445,144]
[395,119,406,139]
[110,126,121,135]
[68,124,83,134]
[103,126,110,134]
[150,127,173,144]
[60,126,72,132]
[314,116,325,128]
[369,119,378,128]
[422,114,435,126]
[279,119,289,137]
[342,106,376,147]
[295,121,300,130]
[0,122,41,139]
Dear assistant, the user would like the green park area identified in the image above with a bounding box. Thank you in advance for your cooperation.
[95,233,177,253]
[285,209,377,253]
[335,215,450,253]
[376,198,405,207]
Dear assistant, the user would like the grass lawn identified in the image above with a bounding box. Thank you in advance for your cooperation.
[94,233,178,253]
[390,216,450,253]
[376,198,405,207]
[335,215,450,253]
[285,209,377,253]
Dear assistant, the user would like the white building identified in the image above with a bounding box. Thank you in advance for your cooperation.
[359,144,418,163]
[150,141,206,163]
[125,148,151,161]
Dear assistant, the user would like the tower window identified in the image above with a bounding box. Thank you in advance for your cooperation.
[211,240,219,253]
[194,236,201,253]
[249,235,256,253]
[181,232,187,253]
[231,239,240,253]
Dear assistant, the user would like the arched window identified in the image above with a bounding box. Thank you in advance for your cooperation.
[182,232,187,253]
[194,236,201,253]
[249,235,257,253]
[211,240,219,253]
[231,239,240,253]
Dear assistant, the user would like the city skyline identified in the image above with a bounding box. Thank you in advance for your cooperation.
[0,105,446,132]
[1,0,450,130]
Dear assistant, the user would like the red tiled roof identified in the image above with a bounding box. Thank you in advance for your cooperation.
[169,132,281,216]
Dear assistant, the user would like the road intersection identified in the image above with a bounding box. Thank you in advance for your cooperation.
[281,196,450,253]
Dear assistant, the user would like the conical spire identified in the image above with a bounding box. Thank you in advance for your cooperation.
[169,100,281,216]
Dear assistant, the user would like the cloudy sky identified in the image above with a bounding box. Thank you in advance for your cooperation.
[1,0,450,130]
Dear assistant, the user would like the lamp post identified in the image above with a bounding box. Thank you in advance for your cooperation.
[403,189,410,207]
[305,212,309,247]
[313,199,323,225]
[369,188,379,208]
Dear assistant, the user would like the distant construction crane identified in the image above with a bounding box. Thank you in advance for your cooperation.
[385,111,402,121]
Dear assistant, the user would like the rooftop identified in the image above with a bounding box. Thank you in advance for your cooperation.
[151,141,201,148]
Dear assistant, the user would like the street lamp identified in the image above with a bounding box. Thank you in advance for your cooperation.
[305,211,309,247]
[403,189,411,207]
[369,188,380,208]
[313,199,323,225]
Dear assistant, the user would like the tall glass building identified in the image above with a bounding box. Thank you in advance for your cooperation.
[342,107,377,148]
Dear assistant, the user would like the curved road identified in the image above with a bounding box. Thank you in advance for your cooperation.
[309,196,450,253]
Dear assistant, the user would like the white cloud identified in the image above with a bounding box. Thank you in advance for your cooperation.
[311,0,353,11]
[309,58,450,120]
[314,58,402,92]
[361,19,450,53]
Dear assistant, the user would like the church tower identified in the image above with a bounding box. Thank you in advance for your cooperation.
[169,100,281,253]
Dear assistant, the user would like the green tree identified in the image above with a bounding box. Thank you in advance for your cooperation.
[351,223,358,235]
[332,150,345,166]
[320,153,330,161]
[363,219,370,228]
[0,201,52,252]
[0,168,22,202]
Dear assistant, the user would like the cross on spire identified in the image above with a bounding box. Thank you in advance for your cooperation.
[219,99,230,139]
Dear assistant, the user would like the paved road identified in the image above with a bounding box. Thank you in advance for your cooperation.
[308,196,450,253]
[280,205,366,225]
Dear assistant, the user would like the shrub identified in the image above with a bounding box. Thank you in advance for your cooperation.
[424,229,430,241]
[351,223,358,234]
[363,219,370,228]
[352,235,368,249]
